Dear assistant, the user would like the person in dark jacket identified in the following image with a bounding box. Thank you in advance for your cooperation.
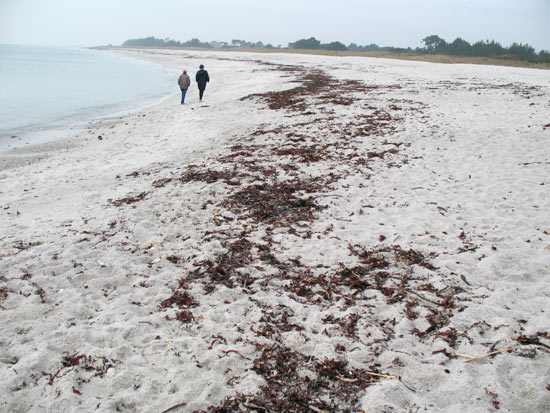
[195,64,210,101]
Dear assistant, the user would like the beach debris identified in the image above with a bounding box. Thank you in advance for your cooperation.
[102,62,486,411]
[160,290,198,310]
[515,332,550,350]
[108,191,149,206]
[1,48,547,413]
[160,290,199,323]
[173,310,194,323]
[33,283,47,303]
[12,240,42,251]
[456,347,514,362]
[193,344,390,412]
[161,402,188,413]
[485,388,501,410]
[222,180,328,225]
[42,353,121,391]
[179,167,242,185]
[0,286,12,302]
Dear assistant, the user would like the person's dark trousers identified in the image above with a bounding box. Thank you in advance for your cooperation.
[180,88,188,104]
[199,86,205,101]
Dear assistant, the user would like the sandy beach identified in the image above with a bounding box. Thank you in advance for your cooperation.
[1,48,549,412]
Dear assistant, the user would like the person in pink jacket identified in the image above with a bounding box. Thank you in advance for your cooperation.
[177,70,191,104]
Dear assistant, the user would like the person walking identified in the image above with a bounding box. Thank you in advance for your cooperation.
[195,64,210,101]
[178,69,191,104]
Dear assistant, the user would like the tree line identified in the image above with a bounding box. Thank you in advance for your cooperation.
[122,36,214,48]
[421,35,549,61]
[121,36,550,63]
[121,37,276,49]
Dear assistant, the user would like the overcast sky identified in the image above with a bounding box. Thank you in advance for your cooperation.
[1,0,549,51]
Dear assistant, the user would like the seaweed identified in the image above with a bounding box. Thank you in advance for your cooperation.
[108,191,149,206]
[195,345,385,412]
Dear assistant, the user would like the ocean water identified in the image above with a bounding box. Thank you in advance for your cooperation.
[0,45,177,149]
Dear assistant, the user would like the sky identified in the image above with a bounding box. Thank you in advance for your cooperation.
[1,0,549,51]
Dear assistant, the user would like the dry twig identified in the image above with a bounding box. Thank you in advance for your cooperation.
[456,347,513,362]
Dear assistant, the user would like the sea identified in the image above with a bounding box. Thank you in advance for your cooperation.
[0,44,177,151]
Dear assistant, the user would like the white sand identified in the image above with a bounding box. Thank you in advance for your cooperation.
[1,48,549,413]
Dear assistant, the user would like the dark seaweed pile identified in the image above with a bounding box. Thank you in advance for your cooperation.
[106,64,496,412]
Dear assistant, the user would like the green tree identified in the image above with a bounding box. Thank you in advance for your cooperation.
[122,36,165,47]
[363,43,379,51]
[448,38,472,56]
[539,50,550,61]
[422,35,447,54]
[507,43,537,61]
[471,40,504,57]
[320,41,347,51]
[289,37,321,49]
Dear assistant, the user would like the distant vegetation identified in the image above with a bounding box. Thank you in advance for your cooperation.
[420,35,549,62]
[121,37,274,49]
[122,36,214,48]
[121,35,550,63]
[288,37,347,51]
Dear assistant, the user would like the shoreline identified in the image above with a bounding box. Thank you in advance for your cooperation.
[0,90,178,170]
[98,45,550,70]
[1,48,549,412]
[0,45,179,158]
